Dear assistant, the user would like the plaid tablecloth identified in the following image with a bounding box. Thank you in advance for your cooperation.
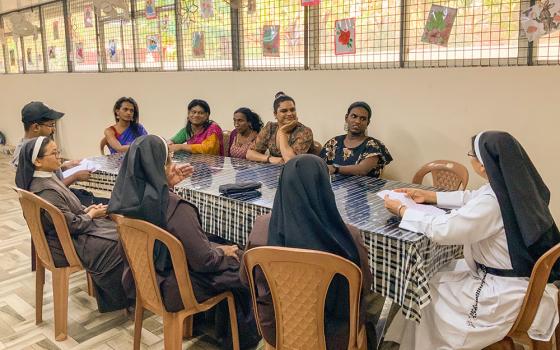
[76,153,462,322]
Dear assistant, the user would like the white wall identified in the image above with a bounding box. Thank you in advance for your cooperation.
[0,66,558,220]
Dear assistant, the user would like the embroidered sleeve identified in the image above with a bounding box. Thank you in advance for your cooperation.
[360,139,393,166]
[319,138,337,162]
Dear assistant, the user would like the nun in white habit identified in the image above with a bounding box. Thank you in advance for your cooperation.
[382,131,560,350]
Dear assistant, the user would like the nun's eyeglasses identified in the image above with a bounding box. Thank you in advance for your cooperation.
[41,150,62,158]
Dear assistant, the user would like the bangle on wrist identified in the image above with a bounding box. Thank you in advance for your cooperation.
[397,204,407,217]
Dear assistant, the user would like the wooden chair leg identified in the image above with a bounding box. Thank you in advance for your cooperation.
[86,273,95,297]
[133,299,143,350]
[35,261,45,324]
[163,312,183,350]
[52,268,70,341]
[226,294,240,350]
[31,241,36,271]
[183,315,193,339]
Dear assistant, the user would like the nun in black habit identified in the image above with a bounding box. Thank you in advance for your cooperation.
[107,135,259,348]
[240,154,373,349]
[383,131,560,350]
[15,136,128,312]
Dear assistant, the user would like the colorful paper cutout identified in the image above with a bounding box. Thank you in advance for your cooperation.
[108,39,119,62]
[200,0,214,18]
[262,25,280,57]
[335,18,356,55]
[521,0,560,42]
[84,5,94,28]
[421,5,457,47]
[53,21,59,40]
[75,42,84,63]
[147,34,160,53]
[192,31,205,58]
[145,0,157,19]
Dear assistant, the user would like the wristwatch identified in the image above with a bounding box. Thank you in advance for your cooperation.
[332,164,340,174]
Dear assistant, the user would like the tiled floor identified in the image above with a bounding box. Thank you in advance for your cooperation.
[0,153,260,350]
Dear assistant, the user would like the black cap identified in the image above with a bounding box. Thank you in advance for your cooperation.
[21,102,64,124]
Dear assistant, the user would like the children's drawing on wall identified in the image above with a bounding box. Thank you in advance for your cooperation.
[192,31,205,58]
[147,35,160,53]
[301,0,320,6]
[200,0,214,19]
[48,46,56,59]
[521,0,560,42]
[262,25,280,57]
[53,21,59,40]
[421,5,457,47]
[146,0,157,19]
[335,18,356,55]
[108,39,119,62]
[75,42,84,63]
[84,5,94,28]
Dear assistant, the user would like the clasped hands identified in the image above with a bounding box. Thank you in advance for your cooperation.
[383,188,436,217]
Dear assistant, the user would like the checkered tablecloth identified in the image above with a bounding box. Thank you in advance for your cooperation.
[76,153,462,322]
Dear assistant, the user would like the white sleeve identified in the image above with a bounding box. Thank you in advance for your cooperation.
[399,194,503,245]
[436,190,477,209]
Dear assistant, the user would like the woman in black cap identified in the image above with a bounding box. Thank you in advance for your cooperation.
[240,154,373,349]
[383,131,560,350]
[15,136,128,312]
[107,135,260,349]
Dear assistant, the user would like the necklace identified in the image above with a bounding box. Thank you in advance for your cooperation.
[235,131,254,146]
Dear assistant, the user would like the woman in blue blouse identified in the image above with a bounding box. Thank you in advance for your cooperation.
[320,101,392,177]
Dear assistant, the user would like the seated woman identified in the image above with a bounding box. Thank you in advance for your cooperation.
[320,101,392,177]
[169,99,223,155]
[108,135,259,348]
[246,93,314,164]
[104,97,148,154]
[383,131,560,350]
[229,107,263,159]
[240,154,374,349]
[15,137,128,312]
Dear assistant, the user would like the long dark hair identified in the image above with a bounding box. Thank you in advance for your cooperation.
[273,91,296,113]
[113,97,141,137]
[185,99,213,140]
[234,107,263,133]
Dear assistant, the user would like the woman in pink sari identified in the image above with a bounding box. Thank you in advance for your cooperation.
[169,99,224,155]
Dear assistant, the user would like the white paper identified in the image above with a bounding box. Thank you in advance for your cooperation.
[62,159,100,178]
[377,190,446,216]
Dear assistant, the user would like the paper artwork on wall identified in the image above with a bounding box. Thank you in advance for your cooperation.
[53,21,60,40]
[84,5,94,28]
[302,0,320,6]
[48,46,56,59]
[147,34,160,53]
[108,39,119,62]
[262,25,280,57]
[145,0,157,19]
[521,0,560,42]
[335,18,356,55]
[192,31,205,58]
[75,42,85,63]
[421,5,457,47]
[200,0,214,18]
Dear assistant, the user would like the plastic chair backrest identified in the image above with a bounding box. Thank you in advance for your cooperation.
[13,187,83,270]
[243,246,363,350]
[223,130,231,157]
[112,214,199,315]
[507,243,560,337]
[412,160,469,190]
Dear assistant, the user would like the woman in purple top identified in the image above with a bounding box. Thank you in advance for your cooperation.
[104,97,148,154]
[229,107,263,159]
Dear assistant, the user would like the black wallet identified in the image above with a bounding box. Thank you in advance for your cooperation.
[219,181,262,195]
